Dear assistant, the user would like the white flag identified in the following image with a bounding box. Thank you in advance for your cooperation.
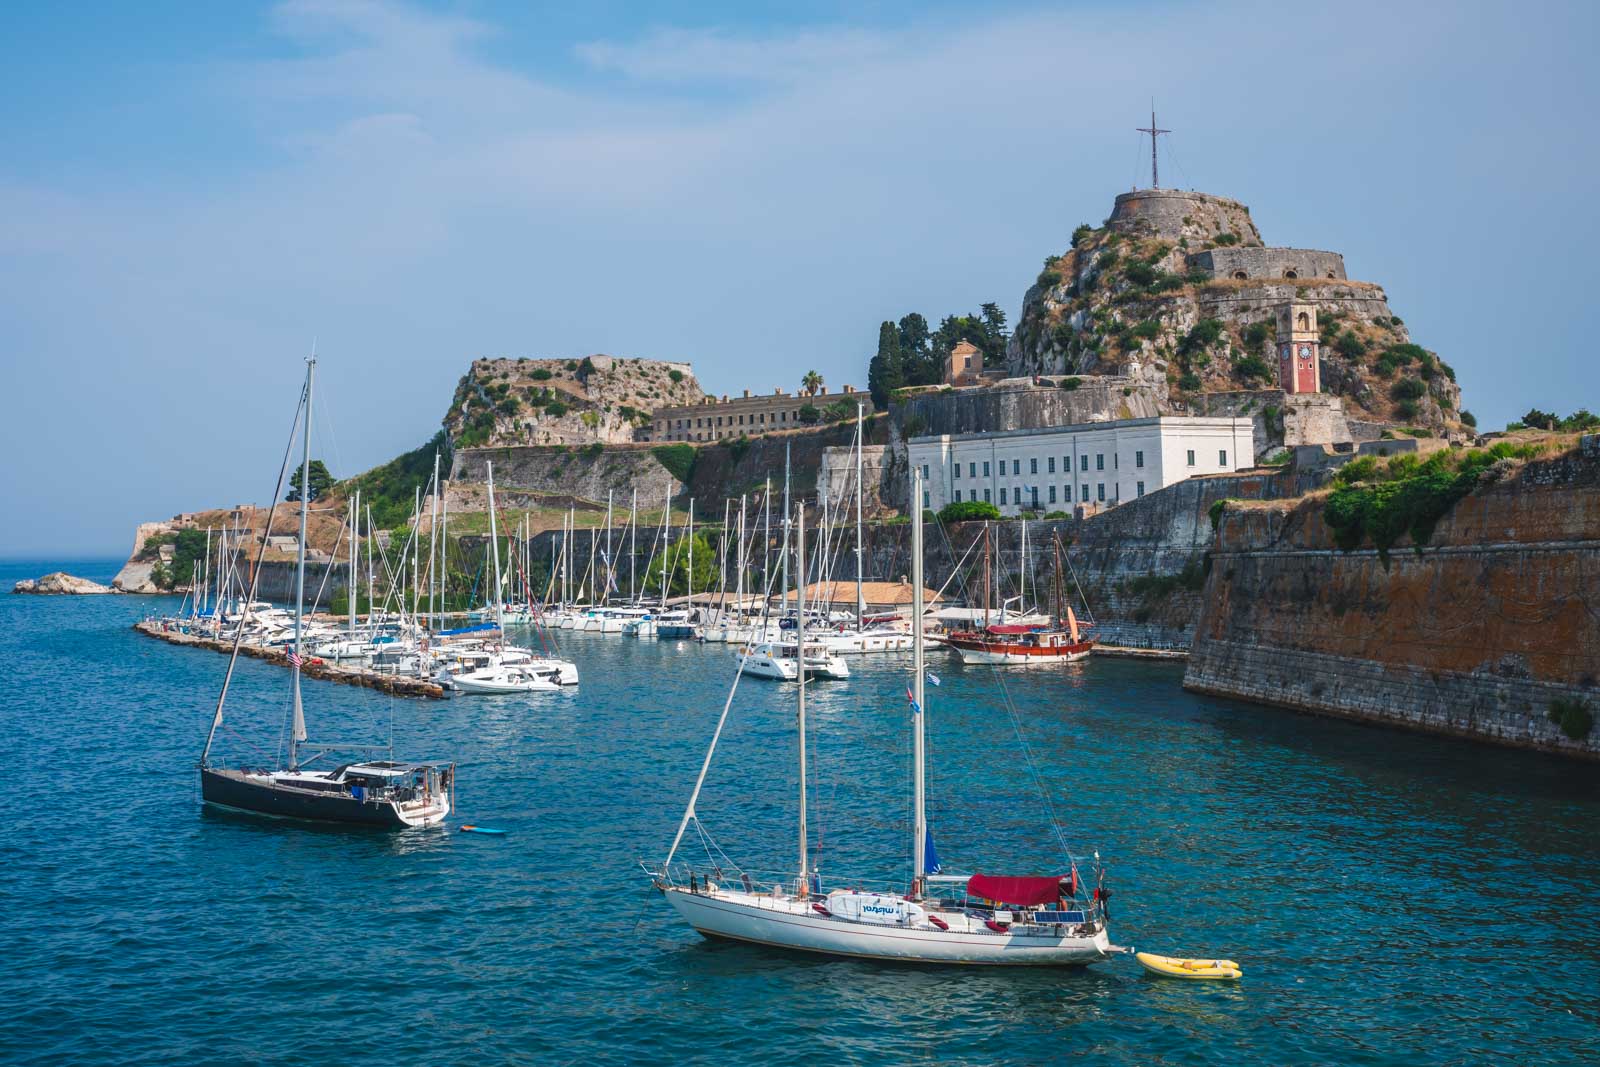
[926,671,941,687]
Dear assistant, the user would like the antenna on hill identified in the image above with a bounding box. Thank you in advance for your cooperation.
[1136,105,1170,189]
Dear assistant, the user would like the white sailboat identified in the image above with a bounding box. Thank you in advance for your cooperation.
[651,468,1117,965]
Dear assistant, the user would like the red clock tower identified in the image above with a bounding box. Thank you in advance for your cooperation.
[1276,303,1320,394]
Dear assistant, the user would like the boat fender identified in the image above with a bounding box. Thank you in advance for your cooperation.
[927,916,949,931]
[984,919,1010,933]
[812,903,832,917]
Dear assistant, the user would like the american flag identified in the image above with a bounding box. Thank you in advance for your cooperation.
[288,651,303,669]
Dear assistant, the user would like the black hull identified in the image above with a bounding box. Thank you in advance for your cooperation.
[200,768,413,828]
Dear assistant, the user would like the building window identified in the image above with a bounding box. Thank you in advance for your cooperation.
[984,489,991,503]
[1030,486,1039,508]
[922,464,929,480]
[1187,449,1196,466]
[1012,459,1021,476]
[1137,481,1145,497]
[1030,457,1038,475]
[1081,484,1089,502]
[923,490,930,508]
[1049,485,1057,504]
[739,414,745,426]
[1000,487,1008,505]
[983,461,991,477]
[1114,454,1118,469]
[1219,449,1228,466]
[969,463,976,478]
[1135,450,1144,468]
[1048,457,1056,474]
[954,489,962,502]
[954,463,961,479]
[717,417,723,427]
[1080,455,1089,472]
[1097,483,1106,502]
[1096,453,1104,471]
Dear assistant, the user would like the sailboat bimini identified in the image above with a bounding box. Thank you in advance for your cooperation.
[649,469,1118,965]
[198,358,453,829]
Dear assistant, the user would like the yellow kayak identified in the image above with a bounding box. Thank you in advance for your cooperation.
[1135,951,1243,980]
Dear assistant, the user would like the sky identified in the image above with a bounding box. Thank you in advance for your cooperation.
[2,0,1596,557]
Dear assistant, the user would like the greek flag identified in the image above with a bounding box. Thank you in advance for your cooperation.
[926,671,941,687]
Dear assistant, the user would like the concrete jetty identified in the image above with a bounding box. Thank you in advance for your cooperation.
[133,620,446,699]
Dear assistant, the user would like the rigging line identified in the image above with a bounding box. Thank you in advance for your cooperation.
[1164,133,1194,192]
[200,372,306,768]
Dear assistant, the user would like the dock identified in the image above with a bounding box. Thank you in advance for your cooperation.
[133,620,447,699]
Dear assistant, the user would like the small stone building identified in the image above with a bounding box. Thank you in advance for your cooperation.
[945,340,984,387]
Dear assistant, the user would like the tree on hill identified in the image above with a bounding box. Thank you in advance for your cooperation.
[867,321,905,410]
[287,460,334,503]
[801,370,824,396]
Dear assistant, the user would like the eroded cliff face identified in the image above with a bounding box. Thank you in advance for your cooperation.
[1185,443,1600,759]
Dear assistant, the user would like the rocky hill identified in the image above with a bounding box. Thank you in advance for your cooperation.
[1007,189,1467,437]
[445,355,703,448]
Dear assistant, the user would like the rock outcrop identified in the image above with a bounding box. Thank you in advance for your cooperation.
[1007,188,1467,439]
[445,355,704,448]
[14,572,117,595]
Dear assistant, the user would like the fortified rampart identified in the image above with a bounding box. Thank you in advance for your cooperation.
[892,377,1160,439]
[1185,446,1600,760]
[1107,189,1261,244]
[1188,247,1346,281]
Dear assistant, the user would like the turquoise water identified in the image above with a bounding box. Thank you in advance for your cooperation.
[3,557,1598,1065]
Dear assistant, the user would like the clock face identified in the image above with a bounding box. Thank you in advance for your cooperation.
[1299,345,1312,360]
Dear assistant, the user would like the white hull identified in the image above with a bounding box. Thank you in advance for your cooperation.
[954,646,1092,665]
[664,887,1111,966]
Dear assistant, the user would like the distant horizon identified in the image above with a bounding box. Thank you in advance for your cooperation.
[4,0,1596,556]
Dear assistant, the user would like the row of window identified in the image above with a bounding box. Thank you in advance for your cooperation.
[660,409,799,431]
[945,449,1224,479]
[949,481,1147,507]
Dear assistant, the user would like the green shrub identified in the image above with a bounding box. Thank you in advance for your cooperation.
[1323,455,1482,558]
[1395,399,1420,420]
[530,368,553,381]
[1178,371,1202,392]
[727,435,751,462]
[797,404,821,424]
[902,414,927,438]
[544,401,569,418]
[584,441,604,457]
[651,444,696,482]
[1391,378,1426,401]
[1242,321,1272,348]
[1234,355,1272,382]
[1208,498,1232,530]
[577,356,596,379]
[1179,318,1225,359]
[1128,319,1161,341]
[1548,698,1594,740]
[668,369,684,384]
[1460,410,1477,428]
[937,500,1002,523]
[564,360,578,371]
[1123,262,1156,287]
[1060,377,1082,391]
[1042,510,1071,519]
[1071,224,1094,247]
[1213,232,1240,246]
[1037,270,1062,288]
[1335,332,1367,358]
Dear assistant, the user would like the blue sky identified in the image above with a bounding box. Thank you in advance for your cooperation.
[3,0,1596,556]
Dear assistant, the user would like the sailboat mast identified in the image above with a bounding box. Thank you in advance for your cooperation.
[604,491,613,604]
[439,483,449,616]
[983,524,992,628]
[736,495,747,616]
[348,491,358,635]
[428,452,440,629]
[795,500,809,896]
[687,499,694,609]
[630,489,637,602]
[782,441,791,615]
[855,402,865,625]
[912,466,927,898]
[1020,517,1027,608]
[487,462,504,634]
[289,357,315,770]
[762,476,771,605]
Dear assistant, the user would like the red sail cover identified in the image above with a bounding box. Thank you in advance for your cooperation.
[967,873,1064,906]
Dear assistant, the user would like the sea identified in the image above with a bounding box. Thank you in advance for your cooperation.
[3,556,1597,1066]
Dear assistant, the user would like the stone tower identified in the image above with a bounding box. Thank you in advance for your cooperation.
[1276,303,1320,394]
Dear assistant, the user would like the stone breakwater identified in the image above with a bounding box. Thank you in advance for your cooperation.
[133,620,445,700]
[1184,446,1600,760]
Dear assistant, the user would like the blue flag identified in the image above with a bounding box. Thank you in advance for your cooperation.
[924,827,942,874]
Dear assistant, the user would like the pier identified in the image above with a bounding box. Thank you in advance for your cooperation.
[133,620,446,699]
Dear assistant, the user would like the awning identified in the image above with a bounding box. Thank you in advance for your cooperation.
[967,872,1066,906]
[985,624,1041,635]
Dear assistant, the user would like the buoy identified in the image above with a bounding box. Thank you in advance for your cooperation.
[459,825,507,835]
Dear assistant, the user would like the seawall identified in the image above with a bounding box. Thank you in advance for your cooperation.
[1184,445,1600,760]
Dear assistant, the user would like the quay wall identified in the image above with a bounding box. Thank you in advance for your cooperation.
[1184,446,1600,760]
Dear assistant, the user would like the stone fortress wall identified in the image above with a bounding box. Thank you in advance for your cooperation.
[1188,247,1347,281]
[1107,189,1261,243]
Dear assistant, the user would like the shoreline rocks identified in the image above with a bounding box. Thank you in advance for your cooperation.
[13,572,118,595]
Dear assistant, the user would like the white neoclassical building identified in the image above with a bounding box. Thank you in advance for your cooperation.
[908,416,1254,515]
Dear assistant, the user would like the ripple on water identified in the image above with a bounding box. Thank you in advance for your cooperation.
[2,570,1599,1064]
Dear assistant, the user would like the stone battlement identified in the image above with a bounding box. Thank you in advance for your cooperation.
[1188,246,1347,282]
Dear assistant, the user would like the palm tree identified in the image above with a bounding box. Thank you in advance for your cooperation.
[801,370,823,397]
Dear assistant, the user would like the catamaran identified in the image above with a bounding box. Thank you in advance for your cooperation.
[650,469,1117,964]
[198,358,453,828]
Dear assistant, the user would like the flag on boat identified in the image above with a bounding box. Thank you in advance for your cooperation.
[287,651,303,669]
[905,686,920,715]
[926,671,941,687]
[924,827,942,874]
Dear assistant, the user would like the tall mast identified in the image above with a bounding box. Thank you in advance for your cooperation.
[855,402,865,626]
[795,499,809,896]
[687,498,695,610]
[661,483,672,601]
[348,491,358,635]
[1020,517,1027,608]
[487,462,504,634]
[412,485,421,616]
[604,491,613,604]
[289,357,314,770]
[439,482,449,616]
[428,453,440,629]
[781,441,791,615]
[201,527,211,616]
[912,466,927,899]
[366,502,375,622]
[983,524,992,628]
[629,489,638,602]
